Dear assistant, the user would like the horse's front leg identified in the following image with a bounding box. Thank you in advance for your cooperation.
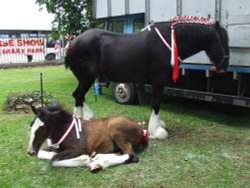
[148,84,169,139]
[88,153,130,173]
[73,83,94,120]
[51,149,91,167]
[37,150,57,160]
[52,154,92,168]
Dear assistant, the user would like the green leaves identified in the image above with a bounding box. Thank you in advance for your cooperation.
[36,0,94,37]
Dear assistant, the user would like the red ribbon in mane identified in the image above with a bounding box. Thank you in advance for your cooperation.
[155,16,213,82]
[171,25,179,83]
[170,16,213,82]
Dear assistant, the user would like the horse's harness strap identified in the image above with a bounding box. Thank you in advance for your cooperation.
[51,116,82,149]
[215,30,229,69]
[154,27,183,63]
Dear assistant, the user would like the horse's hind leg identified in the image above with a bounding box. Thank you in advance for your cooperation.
[73,76,95,119]
[148,84,168,139]
[112,137,139,163]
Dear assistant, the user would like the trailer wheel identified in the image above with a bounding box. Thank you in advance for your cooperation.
[111,82,136,104]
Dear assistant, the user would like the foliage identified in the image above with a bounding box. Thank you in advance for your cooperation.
[36,0,94,37]
[3,91,58,113]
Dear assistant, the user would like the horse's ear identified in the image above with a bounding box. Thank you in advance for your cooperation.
[30,105,37,114]
[24,98,38,114]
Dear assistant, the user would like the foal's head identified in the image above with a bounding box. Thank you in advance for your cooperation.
[205,21,229,72]
[27,104,69,156]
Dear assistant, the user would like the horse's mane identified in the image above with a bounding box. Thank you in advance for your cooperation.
[44,103,73,121]
[171,16,228,41]
[171,15,213,25]
[43,103,64,112]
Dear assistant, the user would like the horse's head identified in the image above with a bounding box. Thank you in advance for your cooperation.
[206,21,229,72]
[27,105,59,156]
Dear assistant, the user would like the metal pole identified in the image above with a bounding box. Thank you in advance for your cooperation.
[40,73,44,106]
[145,0,150,25]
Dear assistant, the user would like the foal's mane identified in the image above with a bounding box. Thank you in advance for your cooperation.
[44,103,66,112]
[43,104,73,122]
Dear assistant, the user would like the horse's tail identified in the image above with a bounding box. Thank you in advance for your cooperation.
[64,49,71,69]
[64,41,74,69]
[65,55,70,69]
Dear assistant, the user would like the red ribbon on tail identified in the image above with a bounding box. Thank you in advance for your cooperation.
[171,26,179,83]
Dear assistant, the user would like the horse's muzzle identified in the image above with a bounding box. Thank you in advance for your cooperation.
[211,66,227,73]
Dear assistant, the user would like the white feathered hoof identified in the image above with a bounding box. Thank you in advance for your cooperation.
[148,110,169,139]
[159,119,167,128]
[149,126,169,139]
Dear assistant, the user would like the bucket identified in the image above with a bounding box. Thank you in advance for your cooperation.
[94,83,102,96]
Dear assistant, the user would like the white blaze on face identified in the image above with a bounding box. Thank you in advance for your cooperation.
[27,118,45,153]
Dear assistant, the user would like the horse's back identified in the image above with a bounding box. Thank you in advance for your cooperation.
[65,28,157,82]
[65,29,104,68]
[83,116,144,154]
[107,116,144,145]
[83,117,112,154]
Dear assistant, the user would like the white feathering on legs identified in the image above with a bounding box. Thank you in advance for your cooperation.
[82,103,94,120]
[47,139,53,147]
[74,106,82,118]
[74,104,94,120]
[148,110,168,139]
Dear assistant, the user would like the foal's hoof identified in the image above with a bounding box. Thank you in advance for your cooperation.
[125,154,139,163]
[90,164,103,173]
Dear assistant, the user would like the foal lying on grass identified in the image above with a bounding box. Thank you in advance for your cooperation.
[27,104,148,172]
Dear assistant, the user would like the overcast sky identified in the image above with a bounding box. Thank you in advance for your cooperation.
[0,0,54,30]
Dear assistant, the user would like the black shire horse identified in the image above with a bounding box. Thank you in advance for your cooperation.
[65,19,229,139]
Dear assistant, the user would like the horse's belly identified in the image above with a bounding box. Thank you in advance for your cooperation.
[100,61,147,83]
[100,41,149,82]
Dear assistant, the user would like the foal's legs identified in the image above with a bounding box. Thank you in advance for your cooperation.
[38,150,57,160]
[111,135,139,163]
[148,84,168,139]
[88,153,130,172]
[52,154,91,167]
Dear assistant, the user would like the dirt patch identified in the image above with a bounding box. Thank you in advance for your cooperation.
[3,91,58,113]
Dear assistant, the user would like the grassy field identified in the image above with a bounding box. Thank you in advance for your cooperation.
[0,65,249,188]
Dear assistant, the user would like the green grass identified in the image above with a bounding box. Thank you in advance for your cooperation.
[0,65,249,188]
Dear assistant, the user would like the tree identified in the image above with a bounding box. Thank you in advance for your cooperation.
[36,0,94,38]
